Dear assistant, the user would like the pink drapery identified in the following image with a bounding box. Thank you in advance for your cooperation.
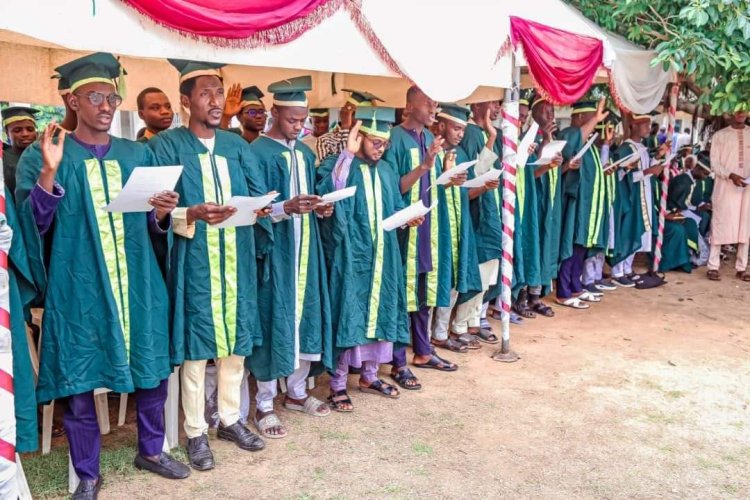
[120,0,343,46]
[510,16,603,105]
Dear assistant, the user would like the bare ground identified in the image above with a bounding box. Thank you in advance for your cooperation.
[38,264,750,499]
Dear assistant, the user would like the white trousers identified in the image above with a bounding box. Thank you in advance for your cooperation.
[182,355,245,438]
[708,242,748,272]
[432,289,458,341]
[256,360,311,413]
[583,253,605,285]
[612,254,635,278]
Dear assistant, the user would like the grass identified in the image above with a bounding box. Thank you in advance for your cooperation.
[411,442,433,456]
[22,438,189,499]
[320,431,351,441]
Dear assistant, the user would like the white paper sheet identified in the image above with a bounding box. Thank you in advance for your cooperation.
[210,192,279,228]
[516,122,540,170]
[528,140,567,166]
[382,201,435,232]
[570,133,598,163]
[320,186,357,204]
[604,152,639,172]
[104,165,183,212]
[461,167,504,189]
[744,176,750,185]
[434,159,477,186]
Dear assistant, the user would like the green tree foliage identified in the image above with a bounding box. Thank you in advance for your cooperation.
[569,0,750,114]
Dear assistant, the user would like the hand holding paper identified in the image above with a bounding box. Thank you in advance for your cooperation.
[383,201,436,231]
[529,140,567,166]
[434,159,477,186]
[104,166,183,212]
[461,167,503,189]
[210,192,280,228]
[319,186,357,204]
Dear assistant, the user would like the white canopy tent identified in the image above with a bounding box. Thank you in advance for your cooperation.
[0,0,666,112]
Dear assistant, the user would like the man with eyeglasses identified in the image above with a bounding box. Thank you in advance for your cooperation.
[246,76,334,440]
[136,87,174,142]
[317,107,417,411]
[15,52,189,500]
[221,84,267,144]
[148,59,269,471]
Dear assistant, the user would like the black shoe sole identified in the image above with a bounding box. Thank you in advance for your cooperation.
[217,431,266,452]
[188,460,216,472]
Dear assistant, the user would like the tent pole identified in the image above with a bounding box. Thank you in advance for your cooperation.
[653,83,678,273]
[492,56,521,363]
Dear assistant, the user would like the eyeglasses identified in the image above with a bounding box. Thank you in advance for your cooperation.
[75,91,123,108]
[366,136,389,150]
[246,109,266,117]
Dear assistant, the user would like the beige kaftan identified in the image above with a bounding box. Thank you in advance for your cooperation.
[710,125,750,245]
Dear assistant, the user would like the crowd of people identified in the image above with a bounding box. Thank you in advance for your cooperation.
[2,51,749,500]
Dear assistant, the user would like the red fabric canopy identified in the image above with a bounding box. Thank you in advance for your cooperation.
[510,16,603,105]
[121,0,342,46]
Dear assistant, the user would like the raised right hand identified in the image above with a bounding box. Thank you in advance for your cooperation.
[223,83,243,118]
[40,122,67,174]
[346,121,363,154]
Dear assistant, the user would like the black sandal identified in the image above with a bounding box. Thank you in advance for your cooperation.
[327,390,354,412]
[413,354,458,372]
[431,337,468,353]
[450,332,481,350]
[529,301,555,317]
[475,329,499,344]
[513,301,536,319]
[391,368,422,390]
[359,379,400,399]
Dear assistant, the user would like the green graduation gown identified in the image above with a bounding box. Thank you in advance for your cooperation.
[383,126,452,310]
[16,137,171,403]
[558,127,607,262]
[459,123,504,301]
[3,185,39,452]
[656,179,699,273]
[534,133,563,290]
[245,136,332,381]
[148,127,264,363]
[609,142,647,266]
[689,176,713,236]
[316,154,410,354]
[517,129,542,291]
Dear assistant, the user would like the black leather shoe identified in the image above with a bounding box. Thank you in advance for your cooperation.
[186,434,215,471]
[218,421,266,451]
[72,476,102,500]
[134,452,191,479]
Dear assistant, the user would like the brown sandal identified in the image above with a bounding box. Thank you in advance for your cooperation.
[736,271,750,282]
[707,270,721,281]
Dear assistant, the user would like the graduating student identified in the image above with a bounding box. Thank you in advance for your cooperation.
[149,59,268,471]
[302,108,329,156]
[317,108,416,411]
[221,84,267,144]
[16,52,189,500]
[2,106,39,197]
[706,110,750,281]
[556,98,609,309]
[429,103,483,353]
[458,99,503,340]
[317,89,382,161]
[383,86,458,391]
[136,87,174,141]
[246,75,334,439]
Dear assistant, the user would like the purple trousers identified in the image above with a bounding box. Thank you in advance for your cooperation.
[64,379,168,481]
[557,245,587,299]
[392,273,432,368]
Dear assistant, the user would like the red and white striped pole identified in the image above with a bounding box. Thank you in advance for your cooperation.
[0,150,19,498]
[492,61,520,363]
[653,84,678,272]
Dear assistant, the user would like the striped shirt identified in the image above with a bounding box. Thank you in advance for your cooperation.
[316,126,350,162]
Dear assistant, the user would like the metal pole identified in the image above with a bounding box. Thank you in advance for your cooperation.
[492,56,520,363]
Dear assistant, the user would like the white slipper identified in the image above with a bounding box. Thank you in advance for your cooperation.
[578,291,602,303]
[284,396,331,417]
[556,297,590,309]
[254,413,287,439]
